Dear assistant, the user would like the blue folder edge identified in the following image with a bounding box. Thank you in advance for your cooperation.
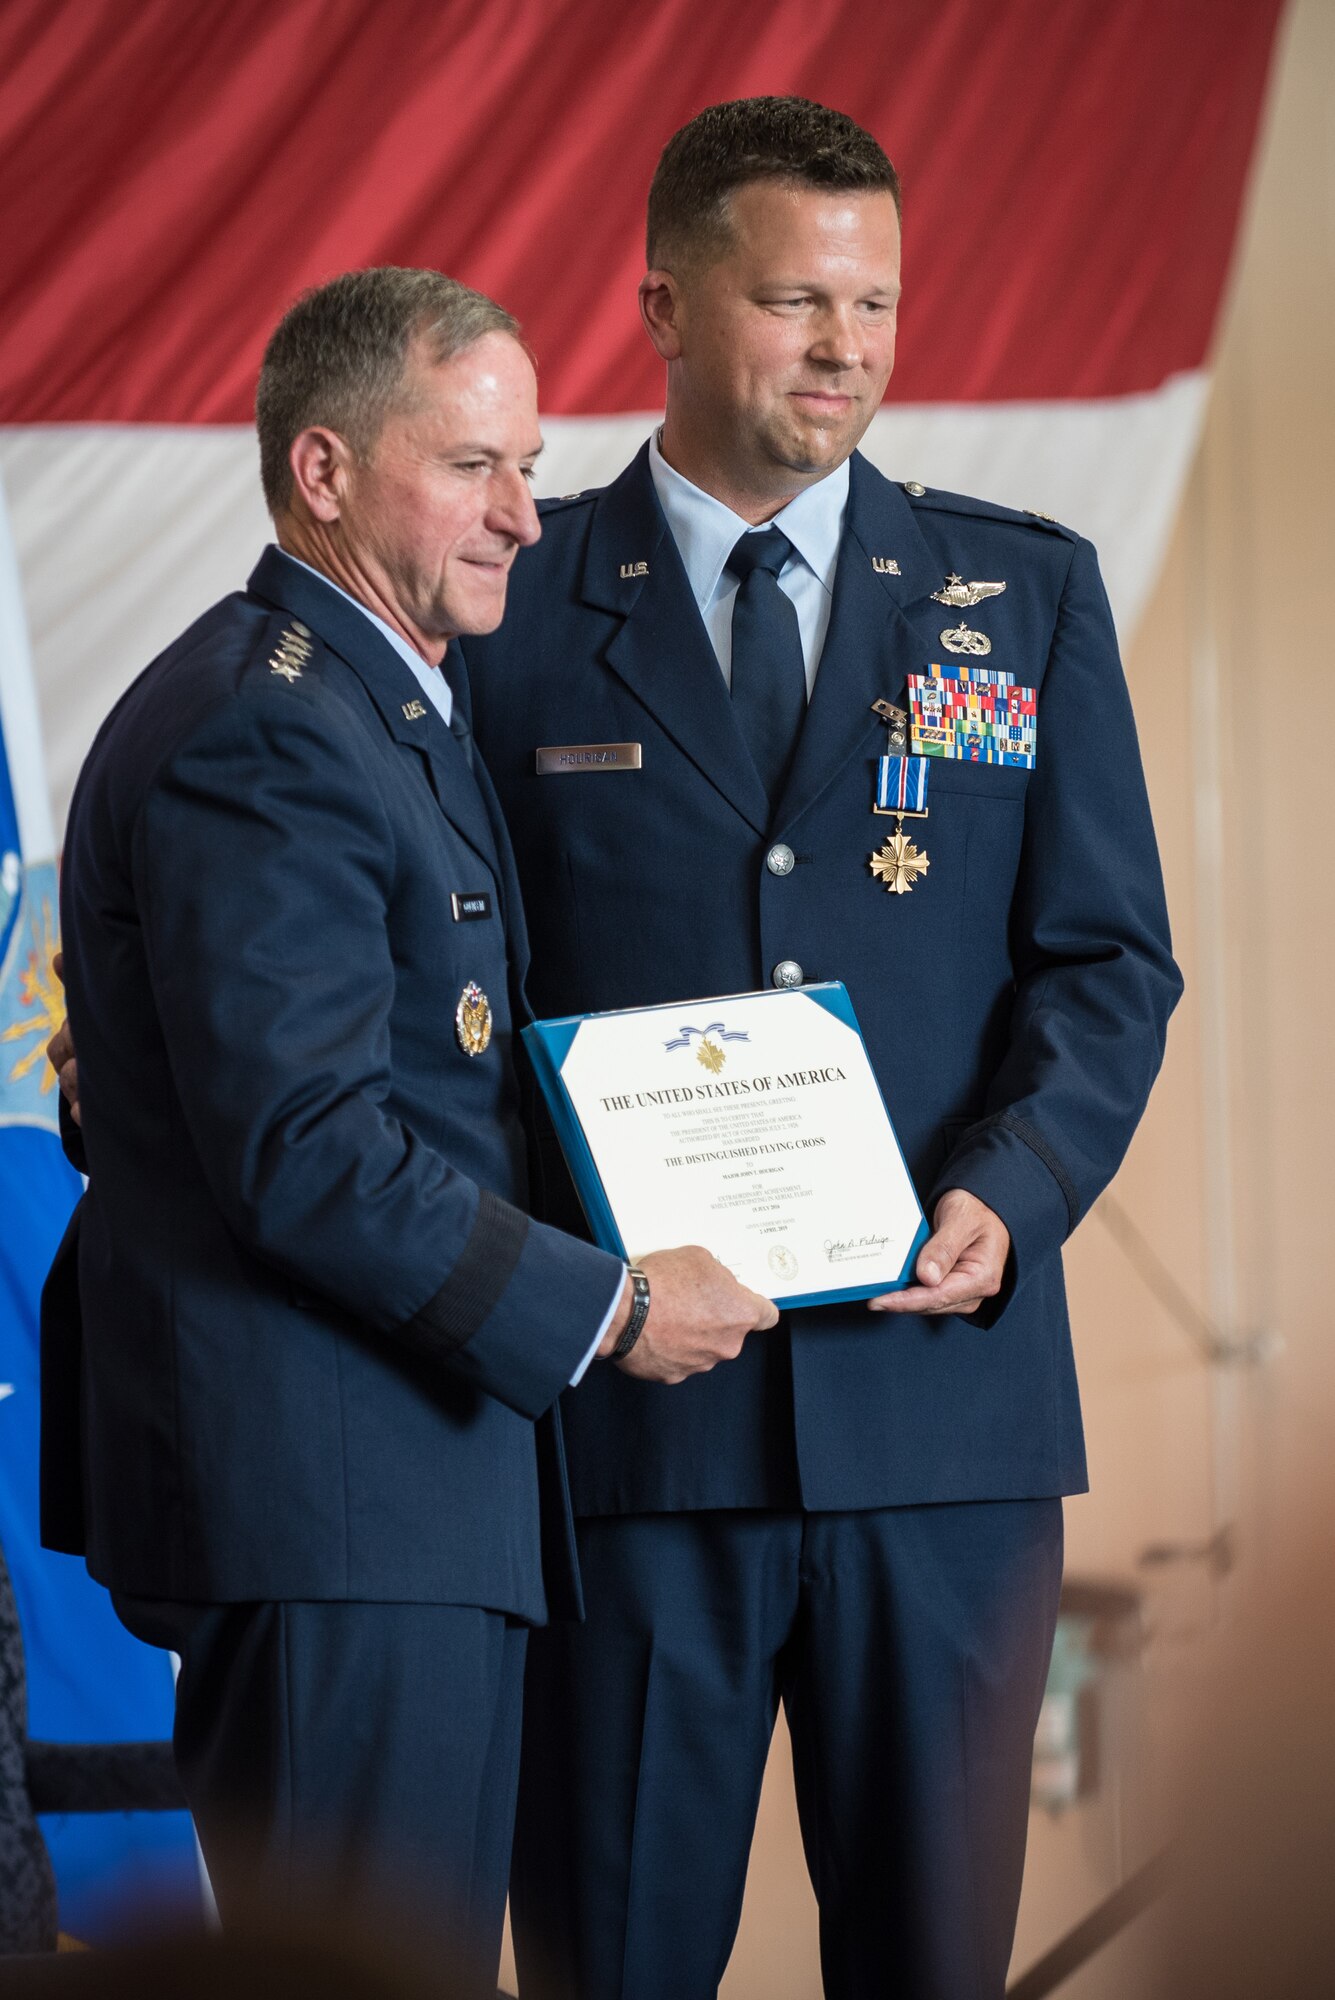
[521,983,929,1309]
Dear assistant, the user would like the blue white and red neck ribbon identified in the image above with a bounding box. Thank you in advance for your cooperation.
[876,754,930,813]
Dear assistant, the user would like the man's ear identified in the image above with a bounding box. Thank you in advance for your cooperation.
[288,426,353,524]
[638,270,686,363]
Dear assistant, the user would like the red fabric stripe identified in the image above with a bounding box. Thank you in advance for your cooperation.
[0,0,1283,422]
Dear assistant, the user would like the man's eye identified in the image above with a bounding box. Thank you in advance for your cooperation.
[521,465,538,483]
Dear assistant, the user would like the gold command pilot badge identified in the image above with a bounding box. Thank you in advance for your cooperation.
[455,981,493,1057]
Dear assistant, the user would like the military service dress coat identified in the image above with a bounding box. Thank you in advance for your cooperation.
[45,546,623,1620]
[462,444,1182,1518]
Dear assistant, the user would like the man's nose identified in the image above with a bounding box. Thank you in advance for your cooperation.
[808,307,862,371]
[491,469,542,547]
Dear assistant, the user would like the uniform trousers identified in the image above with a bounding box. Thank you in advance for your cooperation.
[114,1594,526,1984]
[510,1501,1062,2000]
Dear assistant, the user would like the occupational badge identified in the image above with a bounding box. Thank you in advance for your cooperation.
[455,981,493,1056]
[939,622,993,656]
[931,573,1006,610]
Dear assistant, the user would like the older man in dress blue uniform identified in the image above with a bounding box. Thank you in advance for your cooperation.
[41,267,774,1976]
[459,101,1182,1999]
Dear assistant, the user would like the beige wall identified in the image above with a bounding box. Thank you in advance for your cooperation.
[706,2,1335,1993]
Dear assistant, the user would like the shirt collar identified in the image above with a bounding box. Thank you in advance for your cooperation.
[647,431,849,612]
[280,552,453,722]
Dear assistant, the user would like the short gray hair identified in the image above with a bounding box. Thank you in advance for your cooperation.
[255,267,521,515]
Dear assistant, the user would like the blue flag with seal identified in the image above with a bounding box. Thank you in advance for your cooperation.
[0,477,198,1939]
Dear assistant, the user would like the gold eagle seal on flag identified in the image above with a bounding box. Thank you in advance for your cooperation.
[455,981,493,1056]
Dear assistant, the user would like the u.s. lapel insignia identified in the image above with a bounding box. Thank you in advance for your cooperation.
[939,622,993,657]
[932,574,1006,610]
[402,699,427,721]
[871,557,901,575]
[455,981,493,1056]
[618,560,649,580]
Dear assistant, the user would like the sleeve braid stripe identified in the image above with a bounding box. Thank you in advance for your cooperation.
[995,1111,1081,1232]
[400,1189,530,1355]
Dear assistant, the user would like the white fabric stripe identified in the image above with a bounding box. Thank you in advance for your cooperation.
[0,475,55,860]
[0,372,1207,835]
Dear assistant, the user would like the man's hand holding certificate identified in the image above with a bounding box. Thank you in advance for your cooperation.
[525,983,930,1309]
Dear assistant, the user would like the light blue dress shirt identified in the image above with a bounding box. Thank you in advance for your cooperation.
[284,553,455,725]
[647,434,850,697]
[279,551,620,1382]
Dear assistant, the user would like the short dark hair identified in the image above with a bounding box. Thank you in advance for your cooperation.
[255,267,520,516]
[646,97,901,272]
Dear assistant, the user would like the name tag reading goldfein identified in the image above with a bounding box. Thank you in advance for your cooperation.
[451,891,493,923]
[535,743,642,774]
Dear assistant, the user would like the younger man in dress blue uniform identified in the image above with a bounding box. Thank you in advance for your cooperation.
[460,101,1183,1998]
[42,268,775,1975]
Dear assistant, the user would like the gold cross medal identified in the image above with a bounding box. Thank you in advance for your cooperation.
[870,750,930,895]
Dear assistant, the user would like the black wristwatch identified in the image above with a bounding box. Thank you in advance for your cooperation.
[612,1265,651,1359]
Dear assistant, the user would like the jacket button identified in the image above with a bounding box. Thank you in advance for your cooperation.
[903,480,926,497]
[772,959,804,989]
[766,843,795,877]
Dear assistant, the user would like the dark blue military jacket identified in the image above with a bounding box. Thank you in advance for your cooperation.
[461,445,1181,1516]
[48,547,622,1618]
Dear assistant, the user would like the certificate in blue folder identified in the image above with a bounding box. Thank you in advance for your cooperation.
[523,982,928,1310]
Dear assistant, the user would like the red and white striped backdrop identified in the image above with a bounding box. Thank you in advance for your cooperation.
[0,0,1284,828]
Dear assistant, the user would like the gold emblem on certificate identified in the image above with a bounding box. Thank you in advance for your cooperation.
[696,1034,726,1074]
[455,981,493,1056]
[870,830,930,895]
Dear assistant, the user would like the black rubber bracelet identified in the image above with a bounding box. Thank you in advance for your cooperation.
[612,1265,651,1359]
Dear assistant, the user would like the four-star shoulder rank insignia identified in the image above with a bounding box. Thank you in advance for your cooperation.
[269,622,312,681]
[932,573,1006,609]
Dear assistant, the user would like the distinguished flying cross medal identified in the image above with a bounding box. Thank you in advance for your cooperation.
[455,981,492,1056]
[932,574,1005,656]
[869,702,930,893]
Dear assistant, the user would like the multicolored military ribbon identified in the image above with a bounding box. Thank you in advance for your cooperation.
[907,663,1037,767]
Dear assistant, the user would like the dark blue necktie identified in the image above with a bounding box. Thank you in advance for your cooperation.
[725,527,806,805]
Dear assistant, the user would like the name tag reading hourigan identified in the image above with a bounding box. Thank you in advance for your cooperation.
[535,743,642,774]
